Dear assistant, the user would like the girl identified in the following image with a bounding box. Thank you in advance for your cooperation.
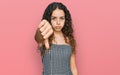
[35,2,78,75]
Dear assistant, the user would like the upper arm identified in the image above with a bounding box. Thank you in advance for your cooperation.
[70,53,78,75]
[70,53,77,70]
[38,43,43,52]
[38,43,42,47]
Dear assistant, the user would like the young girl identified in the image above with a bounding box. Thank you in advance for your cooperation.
[35,2,78,75]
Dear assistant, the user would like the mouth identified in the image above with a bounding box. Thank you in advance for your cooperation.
[55,26,61,29]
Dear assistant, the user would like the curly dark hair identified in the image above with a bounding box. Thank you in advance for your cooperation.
[35,2,76,57]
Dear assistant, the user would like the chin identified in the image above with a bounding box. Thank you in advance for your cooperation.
[54,29,62,32]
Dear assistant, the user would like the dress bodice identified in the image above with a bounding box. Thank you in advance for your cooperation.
[40,44,73,75]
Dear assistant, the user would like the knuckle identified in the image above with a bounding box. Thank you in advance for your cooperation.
[48,26,51,29]
[39,28,42,32]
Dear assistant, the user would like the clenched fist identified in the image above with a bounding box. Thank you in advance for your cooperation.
[38,19,53,39]
[38,19,53,49]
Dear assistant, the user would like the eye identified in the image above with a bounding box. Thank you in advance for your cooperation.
[60,17,65,20]
[51,17,56,20]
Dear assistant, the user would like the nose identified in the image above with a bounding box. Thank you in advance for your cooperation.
[56,19,60,25]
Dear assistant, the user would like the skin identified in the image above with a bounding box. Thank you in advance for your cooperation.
[38,19,53,48]
[38,8,78,75]
[50,8,67,45]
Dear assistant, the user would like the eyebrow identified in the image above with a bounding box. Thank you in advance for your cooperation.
[51,16,65,17]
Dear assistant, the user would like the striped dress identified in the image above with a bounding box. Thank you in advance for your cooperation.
[40,44,73,75]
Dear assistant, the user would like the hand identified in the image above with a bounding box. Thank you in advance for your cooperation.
[38,19,53,39]
[38,19,53,49]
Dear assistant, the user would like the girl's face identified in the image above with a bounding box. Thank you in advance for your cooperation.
[51,8,65,32]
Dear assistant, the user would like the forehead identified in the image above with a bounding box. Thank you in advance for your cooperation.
[51,8,65,17]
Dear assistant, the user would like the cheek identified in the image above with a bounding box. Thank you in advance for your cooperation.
[61,21,65,26]
[51,21,56,27]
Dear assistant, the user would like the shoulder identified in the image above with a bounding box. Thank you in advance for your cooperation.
[66,37,70,44]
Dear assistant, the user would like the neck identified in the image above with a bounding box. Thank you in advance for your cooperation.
[53,31,64,38]
[52,31,68,44]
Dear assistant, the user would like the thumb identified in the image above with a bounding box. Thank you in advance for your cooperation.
[44,39,49,49]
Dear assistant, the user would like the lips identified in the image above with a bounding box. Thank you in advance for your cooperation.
[55,26,61,29]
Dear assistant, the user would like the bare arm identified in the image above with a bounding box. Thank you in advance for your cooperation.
[70,53,78,75]
[34,19,53,49]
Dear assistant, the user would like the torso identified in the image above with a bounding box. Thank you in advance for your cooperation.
[40,43,72,75]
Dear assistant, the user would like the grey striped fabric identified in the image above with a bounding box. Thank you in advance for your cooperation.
[40,44,73,75]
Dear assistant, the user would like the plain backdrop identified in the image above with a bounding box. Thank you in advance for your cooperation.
[0,0,120,75]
